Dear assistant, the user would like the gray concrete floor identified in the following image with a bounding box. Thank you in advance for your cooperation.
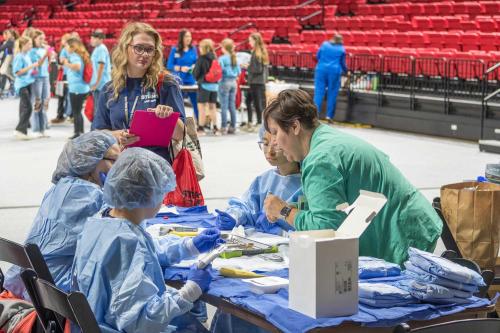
[1,96,499,273]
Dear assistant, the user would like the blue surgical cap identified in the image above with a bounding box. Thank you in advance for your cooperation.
[52,131,117,184]
[103,148,176,209]
[258,126,266,142]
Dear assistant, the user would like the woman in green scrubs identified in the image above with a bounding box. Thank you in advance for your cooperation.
[262,89,442,264]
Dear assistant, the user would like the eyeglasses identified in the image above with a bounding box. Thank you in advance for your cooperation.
[128,44,156,56]
[257,141,270,152]
[103,157,117,163]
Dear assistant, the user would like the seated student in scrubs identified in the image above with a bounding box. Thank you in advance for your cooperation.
[263,89,442,265]
[215,126,302,234]
[73,147,220,333]
[4,131,120,298]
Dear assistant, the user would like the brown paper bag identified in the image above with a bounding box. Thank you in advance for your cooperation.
[441,181,500,270]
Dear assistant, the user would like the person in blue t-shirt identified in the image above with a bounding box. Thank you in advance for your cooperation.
[313,34,349,122]
[29,29,53,138]
[218,38,240,134]
[13,36,38,140]
[92,22,185,163]
[193,38,219,135]
[166,29,199,121]
[62,37,90,139]
[51,33,72,124]
[89,29,111,117]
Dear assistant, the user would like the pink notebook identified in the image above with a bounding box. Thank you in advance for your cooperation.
[128,110,180,148]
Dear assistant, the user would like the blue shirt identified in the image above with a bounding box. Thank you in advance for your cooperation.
[166,46,197,85]
[59,48,69,75]
[29,47,49,78]
[92,77,186,160]
[90,43,111,91]
[219,54,241,80]
[316,42,348,74]
[66,52,90,94]
[13,52,35,93]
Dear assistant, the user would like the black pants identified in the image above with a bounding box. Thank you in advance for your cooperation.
[247,84,266,124]
[15,85,32,134]
[70,92,87,135]
[56,80,68,119]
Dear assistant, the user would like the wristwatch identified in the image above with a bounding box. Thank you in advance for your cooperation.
[280,205,292,219]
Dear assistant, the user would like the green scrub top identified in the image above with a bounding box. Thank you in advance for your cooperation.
[294,124,442,265]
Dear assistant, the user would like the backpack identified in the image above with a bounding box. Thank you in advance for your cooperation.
[83,61,93,84]
[204,58,222,83]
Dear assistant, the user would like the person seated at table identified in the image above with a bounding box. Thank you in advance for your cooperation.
[3,131,120,299]
[91,22,185,163]
[73,147,220,332]
[215,126,302,235]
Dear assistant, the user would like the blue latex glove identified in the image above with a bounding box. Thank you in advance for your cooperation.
[187,265,212,292]
[215,209,237,230]
[99,172,107,186]
[193,228,221,253]
[256,213,295,233]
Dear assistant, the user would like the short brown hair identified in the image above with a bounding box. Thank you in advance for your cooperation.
[263,89,318,133]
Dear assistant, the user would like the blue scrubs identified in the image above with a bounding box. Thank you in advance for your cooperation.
[226,168,302,227]
[167,46,199,120]
[3,177,103,298]
[92,77,185,161]
[313,42,348,119]
[73,216,196,333]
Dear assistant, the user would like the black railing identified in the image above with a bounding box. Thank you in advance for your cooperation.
[481,62,500,140]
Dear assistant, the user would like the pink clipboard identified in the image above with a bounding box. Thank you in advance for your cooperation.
[128,110,180,148]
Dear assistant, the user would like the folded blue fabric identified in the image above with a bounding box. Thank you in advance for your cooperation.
[359,282,413,300]
[408,248,485,286]
[404,262,479,292]
[397,279,474,304]
[359,257,401,279]
[359,297,416,308]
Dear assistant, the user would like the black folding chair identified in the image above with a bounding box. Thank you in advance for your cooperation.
[432,197,461,256]
[0,237,54,286]
[21,269,100,333]
[393,318,500,333]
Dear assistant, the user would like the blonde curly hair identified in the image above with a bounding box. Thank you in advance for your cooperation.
[110,22,169,100]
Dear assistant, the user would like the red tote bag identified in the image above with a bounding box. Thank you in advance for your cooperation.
[164,148,205,207]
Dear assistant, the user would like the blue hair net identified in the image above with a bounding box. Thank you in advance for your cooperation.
[103,148,176,209]
[258,126,266,142]
[52,131,117,184]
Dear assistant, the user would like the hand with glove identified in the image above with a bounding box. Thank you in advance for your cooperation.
[187,265,212,292]
[256,213,295,234]
[192,228,222,253]
[215,209,237,230]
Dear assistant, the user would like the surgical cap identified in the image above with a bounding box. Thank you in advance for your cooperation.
[258,125,266,142]
[103,148,176,209]
[52,131,117,184]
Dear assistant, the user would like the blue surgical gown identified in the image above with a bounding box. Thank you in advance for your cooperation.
[226,169,302,226]
[4,177,103,299]
[72,216,196,333]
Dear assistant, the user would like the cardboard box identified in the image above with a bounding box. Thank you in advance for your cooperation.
[288,191,387,318]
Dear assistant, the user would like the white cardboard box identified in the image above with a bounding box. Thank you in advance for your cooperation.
[288,190,387,318]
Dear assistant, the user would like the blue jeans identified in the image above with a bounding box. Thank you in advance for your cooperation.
[64,84,72,117]
[313,66,342,119]
[30,76,50,133]
[218,79,237,129]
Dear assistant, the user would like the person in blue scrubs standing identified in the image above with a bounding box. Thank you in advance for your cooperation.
[89,29,111,117]
[62,37,90,139]
[167,29,198,121]
[92,22,185,162]
[313,34,349,122]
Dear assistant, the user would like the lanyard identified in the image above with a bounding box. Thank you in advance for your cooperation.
[123,80,143,126]
[124,94,139,126]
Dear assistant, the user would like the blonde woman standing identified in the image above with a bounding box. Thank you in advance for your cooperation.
[243,32,269,131]
[193,38,219,135]
[62,37,90,139]
[92,22,185,162]
[218,38,240,134]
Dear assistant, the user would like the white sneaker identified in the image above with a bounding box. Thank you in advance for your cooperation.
[14,131,33,140]
[41,131,50,138]
[33,132,44,138]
